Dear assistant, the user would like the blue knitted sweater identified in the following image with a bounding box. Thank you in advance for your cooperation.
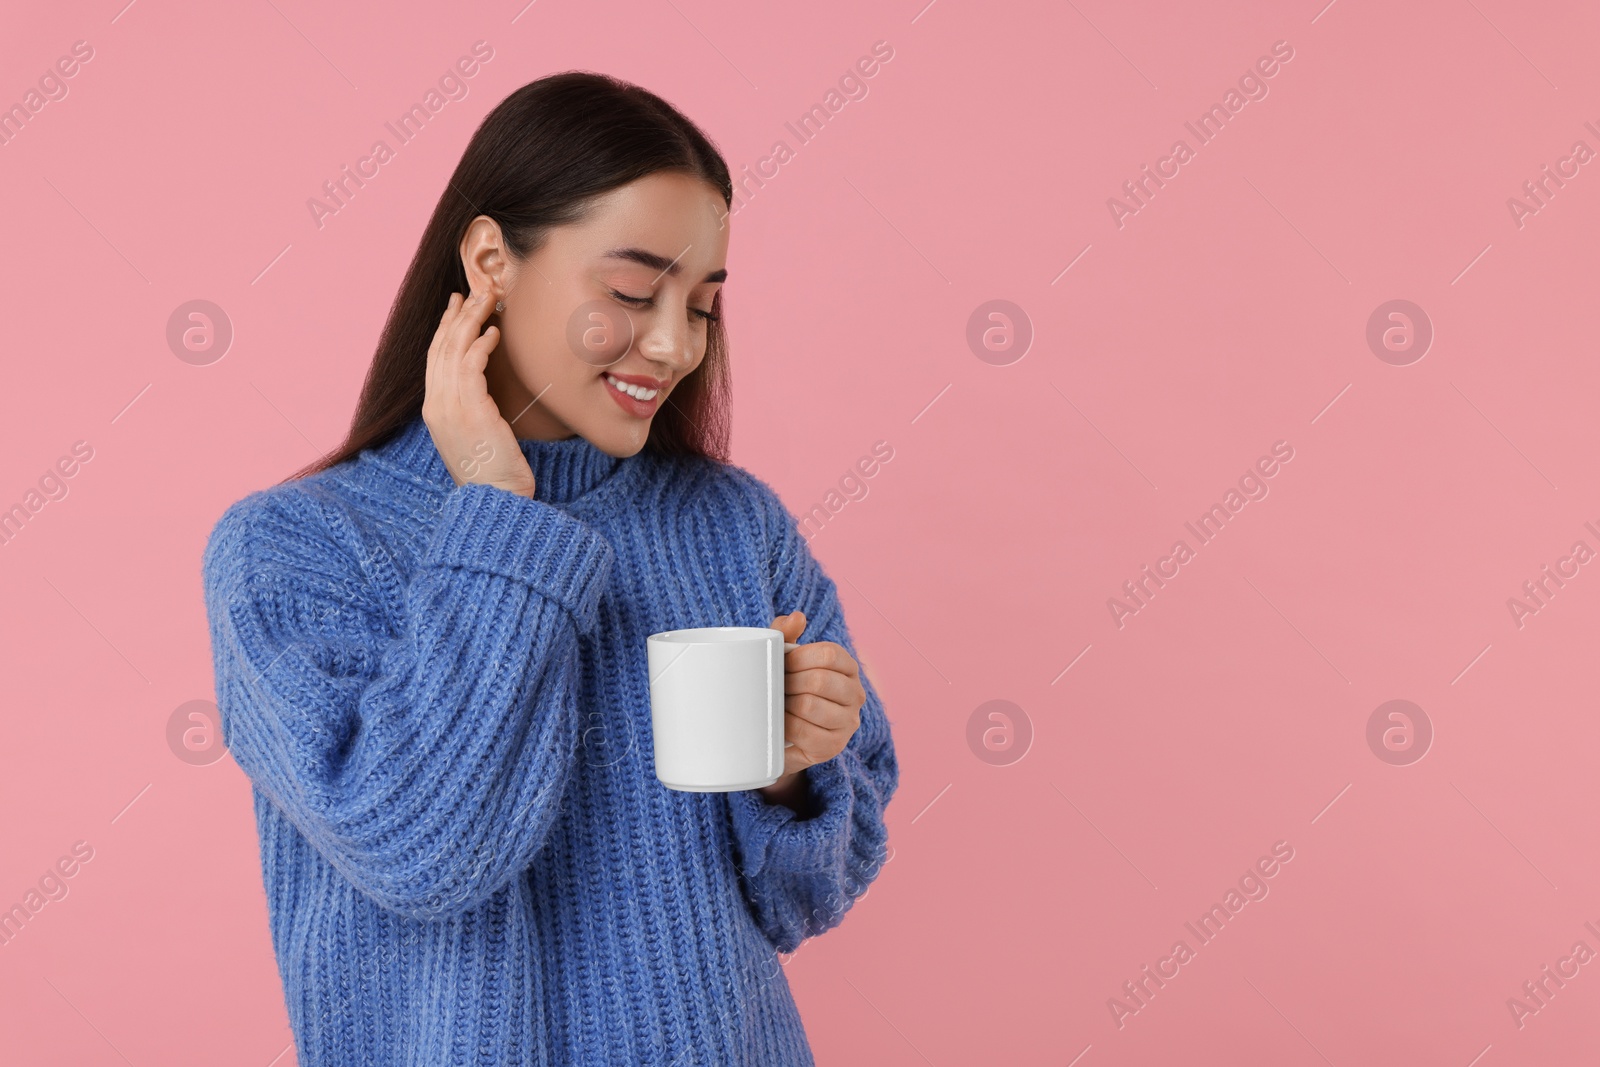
[200,414,899,1066]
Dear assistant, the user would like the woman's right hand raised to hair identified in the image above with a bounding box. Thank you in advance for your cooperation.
[423,289,538,499]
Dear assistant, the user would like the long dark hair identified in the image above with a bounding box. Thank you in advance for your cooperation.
[286,71,734,483]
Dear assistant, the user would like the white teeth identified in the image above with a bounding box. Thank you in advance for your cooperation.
[606,373,659,400]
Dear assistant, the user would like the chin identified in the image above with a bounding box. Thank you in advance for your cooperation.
[582,420,652,459]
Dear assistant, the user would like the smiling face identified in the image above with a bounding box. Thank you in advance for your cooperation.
[459,170,731,456]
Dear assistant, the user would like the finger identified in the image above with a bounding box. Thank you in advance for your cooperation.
[781,715,827,772]
[770,612,805,644]
[451,288,495,363]
[448,289,496,412]
[436,290,474,364]
[783,641,857,677]
[784,691,859,732]
[434,290,483,420]
[425,292,464,406]
[784,666,861,706]
[781,713,853,773]
[435,292,477,411]
[459,325,499,409]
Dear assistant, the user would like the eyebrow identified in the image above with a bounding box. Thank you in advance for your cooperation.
[602,246,727,284]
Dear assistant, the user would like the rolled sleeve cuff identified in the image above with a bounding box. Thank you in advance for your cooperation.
[727,748,861,881]
[424,482,615,633]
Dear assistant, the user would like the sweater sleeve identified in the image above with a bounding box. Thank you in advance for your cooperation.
[723,476,900,954]
[201,480,614,922]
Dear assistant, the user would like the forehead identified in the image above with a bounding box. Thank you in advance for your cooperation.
[567,173,729,273]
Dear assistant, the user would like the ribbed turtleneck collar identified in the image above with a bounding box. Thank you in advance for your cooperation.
[517,431,625,504]
[369,415,626,506]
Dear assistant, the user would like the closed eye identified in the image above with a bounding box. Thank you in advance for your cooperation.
[609,289,720,324]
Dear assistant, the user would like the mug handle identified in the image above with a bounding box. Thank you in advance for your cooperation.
[782,641,798,747]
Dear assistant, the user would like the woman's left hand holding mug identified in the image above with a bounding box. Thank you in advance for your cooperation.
[760,610,866,811]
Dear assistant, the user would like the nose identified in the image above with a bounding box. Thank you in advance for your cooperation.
[634,307,697,374]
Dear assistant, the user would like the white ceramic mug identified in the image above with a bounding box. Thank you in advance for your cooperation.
[646,626,797,792]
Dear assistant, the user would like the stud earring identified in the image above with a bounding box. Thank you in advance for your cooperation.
[494,300,504,312]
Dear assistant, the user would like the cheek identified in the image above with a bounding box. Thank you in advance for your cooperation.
[569,301,638,369]
[502,305,603,386]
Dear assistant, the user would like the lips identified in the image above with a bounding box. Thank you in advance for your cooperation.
[604,370,669,394]
[602,371,665,417]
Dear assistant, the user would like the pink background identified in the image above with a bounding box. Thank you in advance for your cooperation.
[2,0,1598,1063]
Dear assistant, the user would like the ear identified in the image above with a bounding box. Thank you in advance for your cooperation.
[459,215,512,303]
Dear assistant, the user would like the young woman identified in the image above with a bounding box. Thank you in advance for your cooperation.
[201,71,899,1066]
